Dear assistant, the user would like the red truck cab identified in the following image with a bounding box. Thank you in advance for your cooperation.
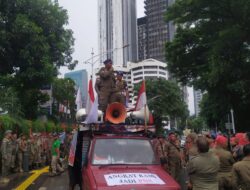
[82,133,180,190]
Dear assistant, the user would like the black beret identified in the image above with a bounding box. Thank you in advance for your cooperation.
[103,59,112,65]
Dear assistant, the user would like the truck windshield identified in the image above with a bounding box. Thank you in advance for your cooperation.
[92,138,158,165]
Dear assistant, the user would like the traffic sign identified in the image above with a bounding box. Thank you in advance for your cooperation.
[225,122,232,130]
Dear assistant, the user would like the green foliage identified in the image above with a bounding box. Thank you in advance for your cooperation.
[187,116,206,133]
[165,0,250,131]
[32,119,45,132]
[52,78,76,121]
[45,121,56,133]
[0,114,72,140]
[0,0,78,119]
[0,86,23,117]
[135,79,188,132]
[0,115,16,131]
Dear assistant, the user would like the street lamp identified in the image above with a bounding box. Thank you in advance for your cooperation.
[230,108,236,134]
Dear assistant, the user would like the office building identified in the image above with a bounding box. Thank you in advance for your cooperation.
[137,16,148,61]
[145,0,176,62]
[98,0,138,67]
[194,89,203,117]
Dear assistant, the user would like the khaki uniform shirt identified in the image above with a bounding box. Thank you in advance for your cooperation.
[97,67,115,93]
[212,147,235,172]
[1,137,12,164]
[188,152,220,190]
[232,157,250,190]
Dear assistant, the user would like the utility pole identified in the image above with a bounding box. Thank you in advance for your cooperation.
[91,48,94,77]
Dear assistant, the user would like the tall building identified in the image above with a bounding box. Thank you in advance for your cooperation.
[145,0,176,62]
[194,89,203,117]
[137,16,148,61]
[64,70,88,107]
[98,0,138,67]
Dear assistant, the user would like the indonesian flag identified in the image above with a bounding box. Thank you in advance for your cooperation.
[85,96,99,123]
[75,88,83,111]
[135,80,147,111]
[135,80,154,124]
[84,78,99,123]
[85,79,95,115]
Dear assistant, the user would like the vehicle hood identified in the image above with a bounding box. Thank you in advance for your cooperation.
[90,165,180,190]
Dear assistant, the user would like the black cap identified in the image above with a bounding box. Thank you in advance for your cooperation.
[103,59,112,65]
[116,71,123,76]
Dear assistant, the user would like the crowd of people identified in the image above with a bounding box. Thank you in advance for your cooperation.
[0,130,73,184]
[153,131,250,190]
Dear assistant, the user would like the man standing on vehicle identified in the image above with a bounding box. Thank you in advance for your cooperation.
[50,133,64,176]
[110,71,128,106]
[95,59,116,113]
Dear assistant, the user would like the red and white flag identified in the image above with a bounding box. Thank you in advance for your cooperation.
[135,80,147,111]
[135,80,154,124]
[85,79,95,115]
[84,78,99,123]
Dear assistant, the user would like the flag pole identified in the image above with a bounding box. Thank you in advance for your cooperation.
[144,104,147,133]
[144,80,147,132]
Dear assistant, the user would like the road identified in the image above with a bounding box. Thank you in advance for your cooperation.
[0,167,80,190]
[0,166,185,190]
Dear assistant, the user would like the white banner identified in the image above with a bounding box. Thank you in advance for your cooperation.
[104,173,165,186]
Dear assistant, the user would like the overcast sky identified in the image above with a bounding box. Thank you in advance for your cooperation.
[58,0,145,75]
[57,0,194,115]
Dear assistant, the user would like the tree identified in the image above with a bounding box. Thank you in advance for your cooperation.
[0,0,77,118]
[0,86,23,117]
[165,0,250,131]
[52,78,76,122]
[187,116,206,133]
[135,79,188,133]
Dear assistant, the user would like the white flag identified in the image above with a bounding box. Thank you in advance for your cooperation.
[75,88,82,111]
[85,96,99,123]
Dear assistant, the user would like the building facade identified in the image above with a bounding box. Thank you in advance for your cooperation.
[194,89,203,117]
[145,0,176,62]
[64,70,88,107]
[98,0,138,67]
[137,16,148,61]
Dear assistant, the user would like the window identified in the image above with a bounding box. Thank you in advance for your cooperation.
[132,67,142,71]
[144,66,157,69]
[92,139,158,165]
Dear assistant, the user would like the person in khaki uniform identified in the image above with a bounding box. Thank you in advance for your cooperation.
[155,135,168,171]
[185,133,198,162]
[0,130,13,184]
[232,144,250,190]
[17,134,27,172]
[212,135,235,190]
[10,133,18,172]
[29,137,36,169]
[110,71,128,105]
[95,59,116,112]
[165,132,182,183]
[187,136,220,190]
